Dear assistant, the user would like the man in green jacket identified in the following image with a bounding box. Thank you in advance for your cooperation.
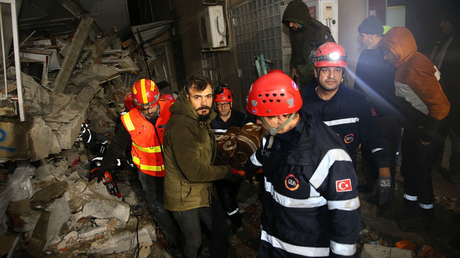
[163,75,231,258]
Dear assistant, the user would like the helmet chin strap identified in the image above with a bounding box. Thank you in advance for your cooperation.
[261,113,297,136]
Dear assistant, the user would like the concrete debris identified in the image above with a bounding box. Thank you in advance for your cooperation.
[72,64,119,86]
[31,181,68,209]
[45,196,71,248]
[28,117,61,160]
[81,198,130,223]
[361,244,413,258]
[6,199,41,233]
[88,225,154,255]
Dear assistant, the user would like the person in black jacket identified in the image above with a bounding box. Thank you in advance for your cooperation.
[302,42,392,207]
[246,70,360,258]
[353,16,401,204]
[211,87,246,232]
[282,0,334,87]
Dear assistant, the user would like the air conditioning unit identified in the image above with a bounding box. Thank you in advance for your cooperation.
[199,5,227,49]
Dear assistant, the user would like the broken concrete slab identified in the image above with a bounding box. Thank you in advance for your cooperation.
[45,196,72,248]
[28,117,61,160]
[361,244,413,258]
[31,181,68,209]
[88,230,135,254]
[21,71,50,116]
[55,230,78,252]
[81,198,130,223]
[6,199,41,233]
[88,225,154,255]
[0,164,35,234]
[35,162,67,183]
[53,16,94,93]
[71,63,119,86]
[67,179,89,212]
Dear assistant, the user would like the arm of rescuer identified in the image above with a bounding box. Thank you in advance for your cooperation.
[166,121,230,182]
[311,148,360,257]
[98,119,132,176]
[358,97,392,175]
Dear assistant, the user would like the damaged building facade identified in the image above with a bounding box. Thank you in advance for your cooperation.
[0,0,459,257]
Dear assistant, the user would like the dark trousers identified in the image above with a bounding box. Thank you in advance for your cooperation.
[215,179,240,216]
[172,196,229,258]
[400,129,436,205]
[138,173,181,247]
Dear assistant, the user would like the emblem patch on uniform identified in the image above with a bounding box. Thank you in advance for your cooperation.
[284,174,300,191]
[336,179,352,192]
[343,133,354,144]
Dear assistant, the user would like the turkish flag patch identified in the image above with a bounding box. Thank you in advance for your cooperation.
[336,179,352,192]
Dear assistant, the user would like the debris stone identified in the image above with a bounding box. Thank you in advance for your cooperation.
[81,198,130,223]
[361,244,413,258]
[31,181,68,209]
[45,196,72,248]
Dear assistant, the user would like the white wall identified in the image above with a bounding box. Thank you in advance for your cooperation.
[338,0,368,87]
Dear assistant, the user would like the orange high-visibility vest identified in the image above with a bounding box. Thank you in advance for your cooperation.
[121,108,165,177]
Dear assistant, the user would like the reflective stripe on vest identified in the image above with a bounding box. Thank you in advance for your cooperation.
[122,113,135,131]
[132,156,165,172]
[132,142,162,153]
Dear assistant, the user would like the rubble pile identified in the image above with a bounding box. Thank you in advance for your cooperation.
[1,17,142,162]
[0,149,163,257]
[0,15,172,257]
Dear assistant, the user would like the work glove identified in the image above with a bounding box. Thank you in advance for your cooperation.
[377,177,392,207]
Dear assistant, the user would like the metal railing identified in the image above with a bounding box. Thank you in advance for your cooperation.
[0,0,24,121]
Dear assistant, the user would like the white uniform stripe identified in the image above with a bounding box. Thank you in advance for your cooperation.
[330,240,357,256]
[419,203,434,210]
[261,230,330,257]
[323,117,360,126]
[310,185,320,197]
[403,193,418,201]
[327,197,360,211]
[227,208,239,216]
[310,149,352,189]
[264,178,327,208]
[213,129,228,133]
[371,148,383,153]
[250,153,263,167]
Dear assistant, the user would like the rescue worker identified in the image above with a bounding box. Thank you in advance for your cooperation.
[246,70,360,257]
[380,27,450,231]
[97,79,181,255]
[211,87,246,232]
[354,16,401,205]
[282,0,334,86]
[301,42,392,207]
[163,75,231,258]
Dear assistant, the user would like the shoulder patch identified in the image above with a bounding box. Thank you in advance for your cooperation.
[285,173,300,191]
[336,179,352,192]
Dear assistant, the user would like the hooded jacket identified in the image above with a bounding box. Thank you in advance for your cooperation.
[380,27,450,121]
[163,92,230,211]
[282,0,334,85]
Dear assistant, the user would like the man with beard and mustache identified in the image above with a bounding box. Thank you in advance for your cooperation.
[163,75,231,258]
[97,79,181,256]
[301,43,391,200]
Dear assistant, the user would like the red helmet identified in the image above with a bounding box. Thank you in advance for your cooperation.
[132,79,160,106]
[124,93,137,110]
[313,42,347,68]
[246,70,302,116]
[215,88,232,103]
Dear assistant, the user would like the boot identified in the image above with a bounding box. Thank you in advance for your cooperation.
[398,200,424,232]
